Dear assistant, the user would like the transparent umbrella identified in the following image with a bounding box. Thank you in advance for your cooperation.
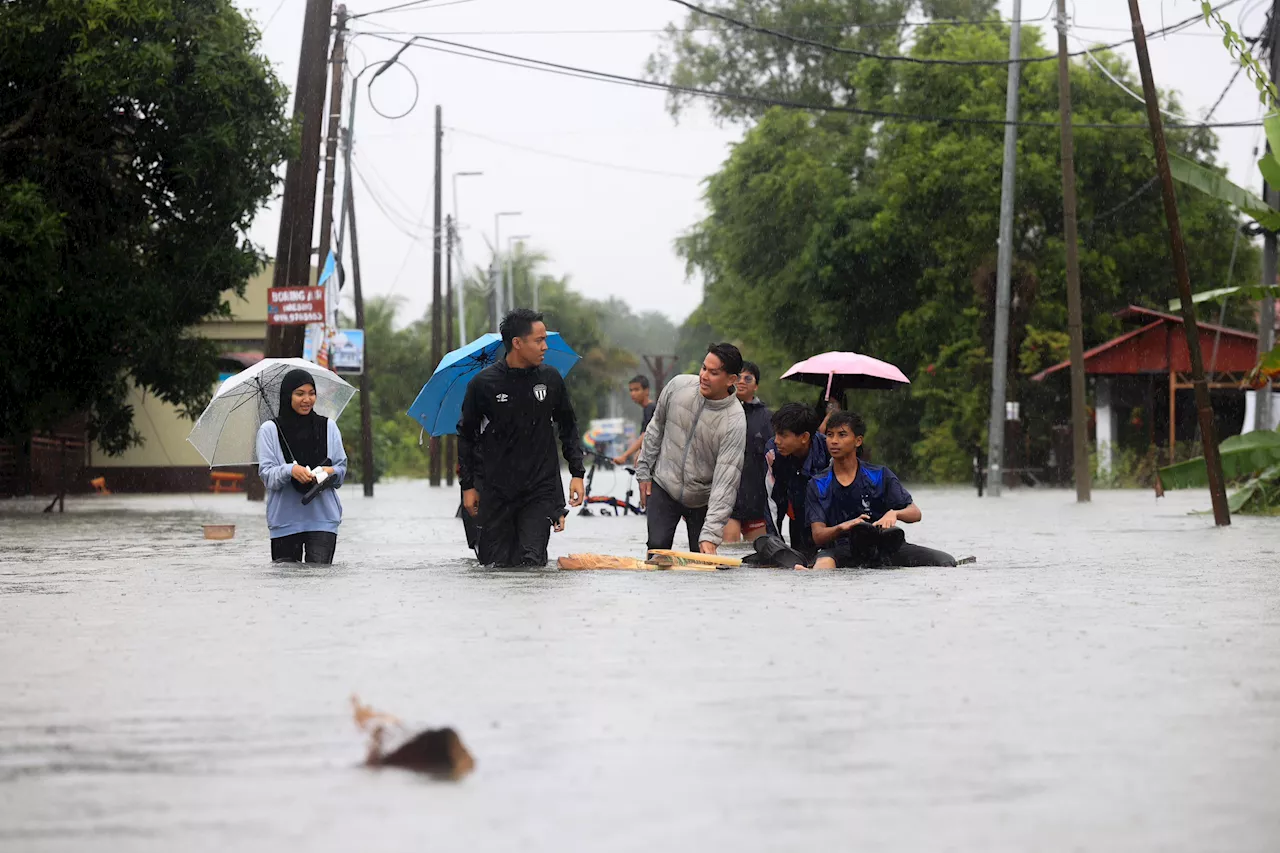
[186,357,356,467]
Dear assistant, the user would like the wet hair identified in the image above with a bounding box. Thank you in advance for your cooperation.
[772,402,818,437]
[740,361,760,383]
[825,410,867,458]
[705,342,743,377]
[825,410,866,436]
[500,308,543,351]
[628,374,650,390]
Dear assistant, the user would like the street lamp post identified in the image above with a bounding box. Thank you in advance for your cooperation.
[493,211,521,326]
[451,171,482,344]
[507,235,530,309]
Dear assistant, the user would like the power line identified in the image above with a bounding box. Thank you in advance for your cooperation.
[351,30,1266,129]
[664,0,1240,67]
[349,0,471,20]
[1206,57,1247,121]
[446,126,704,179]
[1080,177,1160,230]
[348,7,1057,36]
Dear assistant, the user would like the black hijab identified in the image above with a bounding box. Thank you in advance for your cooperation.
[275,369,329,484]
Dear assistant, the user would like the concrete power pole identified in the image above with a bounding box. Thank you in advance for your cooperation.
[430,105,444,487]
[1056,0,1092,502]
[315,6,346,271]
[986,0,1022,497]
[444,214,455,487]
[345,176,375,498]
[266,0,334,359]
[1259,1,1279,431]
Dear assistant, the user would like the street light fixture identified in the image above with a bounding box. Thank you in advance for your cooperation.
[493,211,522,325]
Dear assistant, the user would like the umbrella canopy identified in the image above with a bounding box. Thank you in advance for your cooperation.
[187,357,356,467]
[407,332,580,437]
[781,351,911,397]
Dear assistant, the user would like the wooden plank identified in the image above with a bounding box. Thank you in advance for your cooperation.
[556,554,719,572]
[647,549,742,567]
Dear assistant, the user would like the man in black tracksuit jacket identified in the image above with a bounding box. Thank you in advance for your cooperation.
[457,309,586,566]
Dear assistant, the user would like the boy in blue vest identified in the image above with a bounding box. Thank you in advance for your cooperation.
[804,410,955,569]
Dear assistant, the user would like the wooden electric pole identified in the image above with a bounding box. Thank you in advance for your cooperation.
[429,105,444,486]
[1126,0,1231,526]
[266,0,334,359]
[1055,0,1091,502]
[316,5,346,271]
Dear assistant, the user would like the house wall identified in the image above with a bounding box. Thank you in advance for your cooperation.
[87,265,278,493]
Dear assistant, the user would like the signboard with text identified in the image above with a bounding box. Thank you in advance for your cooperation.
[331,329,365,374]
[267,286,326,325]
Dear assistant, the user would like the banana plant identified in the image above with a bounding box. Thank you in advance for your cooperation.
[1158,429,1280,512]
[1167,113,1280,230]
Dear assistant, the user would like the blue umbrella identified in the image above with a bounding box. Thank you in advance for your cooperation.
[407,332,581,436]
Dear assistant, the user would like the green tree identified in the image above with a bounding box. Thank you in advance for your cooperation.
[648,0,997,124]
[667,19,1256,479]
[1,0,291,453]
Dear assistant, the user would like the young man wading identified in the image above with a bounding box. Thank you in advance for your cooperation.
[458,309,586,567]
[636,343,747,555]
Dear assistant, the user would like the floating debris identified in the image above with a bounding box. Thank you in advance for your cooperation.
[351,695,474,779]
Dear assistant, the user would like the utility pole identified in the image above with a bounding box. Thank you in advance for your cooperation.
[316,5,346,270]
[451,171,483,344]
[1259,2,1279,431]
[1127,0,1230,526]
[346,177,375,498]
[429,106,444,486]
[643,355,679,391]
[266,0,334,359]
[986,0,1022,498]
[445,214,456,487]
[1056,0,1091,503]
[488,265,500,332]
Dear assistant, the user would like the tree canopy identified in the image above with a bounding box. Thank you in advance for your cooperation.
[1,0,291,453]
[658,9,1257,479]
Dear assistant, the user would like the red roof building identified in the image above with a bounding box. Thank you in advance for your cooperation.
[1031,306,1262,472]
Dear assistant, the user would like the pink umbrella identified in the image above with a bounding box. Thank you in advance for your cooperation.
[781,351,910,398]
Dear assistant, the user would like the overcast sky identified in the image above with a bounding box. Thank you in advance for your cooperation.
[238,0,1275,328]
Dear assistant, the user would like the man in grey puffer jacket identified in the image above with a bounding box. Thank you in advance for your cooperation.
[636,343,747,555]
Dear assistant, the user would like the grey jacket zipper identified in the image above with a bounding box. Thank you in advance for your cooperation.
[675,393,705,504]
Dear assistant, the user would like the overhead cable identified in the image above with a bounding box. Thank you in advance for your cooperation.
[350,30,1265,130]
[446,126,704,179]
[664,0,1242,67]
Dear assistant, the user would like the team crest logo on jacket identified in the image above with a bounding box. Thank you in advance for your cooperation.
[534,383,547,402]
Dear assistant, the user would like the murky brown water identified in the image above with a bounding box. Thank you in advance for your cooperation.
[1,482,1278,851]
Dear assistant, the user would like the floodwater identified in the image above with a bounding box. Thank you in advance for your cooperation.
[1,479,1277,852]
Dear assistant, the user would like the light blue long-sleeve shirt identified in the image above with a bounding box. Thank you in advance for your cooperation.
[256,419,348,539]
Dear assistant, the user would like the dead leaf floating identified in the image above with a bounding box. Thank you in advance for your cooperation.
[351,694,475,779]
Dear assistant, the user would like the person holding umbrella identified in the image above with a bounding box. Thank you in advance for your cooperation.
[457,309,586,567]
[255,368,348,564]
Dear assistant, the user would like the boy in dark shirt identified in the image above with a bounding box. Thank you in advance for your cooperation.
[763,402,830,564]
[804,411,955,569]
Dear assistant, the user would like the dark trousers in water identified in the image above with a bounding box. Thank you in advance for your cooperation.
[271,531,338,564]
[645,483,708,553]
[819,524,955,568]
[477,483,561,567]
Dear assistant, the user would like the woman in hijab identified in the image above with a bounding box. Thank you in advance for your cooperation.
[255,368,348,563]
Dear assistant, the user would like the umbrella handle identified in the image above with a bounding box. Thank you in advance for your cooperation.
[824,372,834,401]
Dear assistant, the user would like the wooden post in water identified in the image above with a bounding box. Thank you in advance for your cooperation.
[1055,0,1091,502]
[1127,0,1230,526]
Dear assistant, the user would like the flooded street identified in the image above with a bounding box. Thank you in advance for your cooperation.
[1,482,1277,851]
